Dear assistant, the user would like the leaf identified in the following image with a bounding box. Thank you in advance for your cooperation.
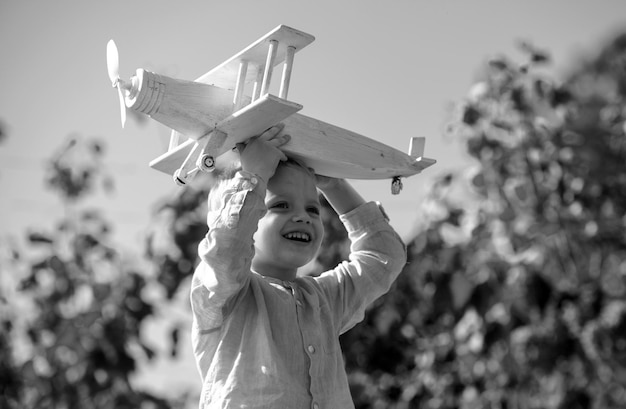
[169,327,180,358]
[450,272,474,311]
[142,342,156,360]
[462,104,481,125]
[488,56,510,71]
[27,232,54,245]
[90,140,104,155]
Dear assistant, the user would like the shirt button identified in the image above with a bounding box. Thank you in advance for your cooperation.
[241,176,258,190]
[307,345,316,354]
[313,403,319,409]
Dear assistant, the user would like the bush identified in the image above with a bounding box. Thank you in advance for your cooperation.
[341,36,626,409]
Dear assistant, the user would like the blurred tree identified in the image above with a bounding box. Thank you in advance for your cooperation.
[341,34,626,408]
[5,31,626,409]
[0,136,188,408]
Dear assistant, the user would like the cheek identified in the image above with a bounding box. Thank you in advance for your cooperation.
[253,218,272,244]
[254,214,284,244]
[314,221,325,247]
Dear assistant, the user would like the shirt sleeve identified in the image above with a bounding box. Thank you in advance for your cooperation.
[190,171,267,332]
[314,201,407,334]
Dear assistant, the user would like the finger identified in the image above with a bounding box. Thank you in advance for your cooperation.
[258,123,285,141]
[267,134,291,147]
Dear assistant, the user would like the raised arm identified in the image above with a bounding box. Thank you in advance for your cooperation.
[315,175,365,215]
[191,125,290,330]
[313,176,407,334]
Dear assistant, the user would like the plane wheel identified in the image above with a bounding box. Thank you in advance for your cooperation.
[173,169,186,186]
[198,154,216,172]
[391,177,403,195]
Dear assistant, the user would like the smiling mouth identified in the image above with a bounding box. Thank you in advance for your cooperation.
[283,232,312,243]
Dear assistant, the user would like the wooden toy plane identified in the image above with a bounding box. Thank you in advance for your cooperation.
[106,25,435,194]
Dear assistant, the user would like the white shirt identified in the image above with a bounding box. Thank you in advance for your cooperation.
[190,172,406,408]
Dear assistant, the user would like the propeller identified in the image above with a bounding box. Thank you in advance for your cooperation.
[106,40,129,128]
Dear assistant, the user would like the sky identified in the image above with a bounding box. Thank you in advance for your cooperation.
[1,0,626,398]
[1,1,625,248]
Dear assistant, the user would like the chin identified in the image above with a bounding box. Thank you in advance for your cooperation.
[281,257,313,273]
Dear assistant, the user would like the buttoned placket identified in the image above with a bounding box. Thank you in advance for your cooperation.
[283,281,322,408]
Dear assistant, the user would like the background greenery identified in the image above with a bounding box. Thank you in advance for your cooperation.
[2,32,625,408]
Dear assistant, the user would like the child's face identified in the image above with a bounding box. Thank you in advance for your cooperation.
[252,164,324,280]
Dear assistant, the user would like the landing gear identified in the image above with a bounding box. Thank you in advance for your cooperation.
[391,177,403,195]
[173,169,186,186]
[198,154,216,172]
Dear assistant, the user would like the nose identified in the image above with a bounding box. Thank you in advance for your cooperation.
[292,213,311,224]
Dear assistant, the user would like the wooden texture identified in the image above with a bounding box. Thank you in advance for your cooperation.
[260,40,278,96]
[279,46,296,99]
[281,114,436,179]
[194,25,314,90]
[127,69,234,140]
[149,94,302,172]
[141,24,436,183]
[409,137,425,159]
[149,97,436,180]
[233,61,248,110]
[152,26,313,152]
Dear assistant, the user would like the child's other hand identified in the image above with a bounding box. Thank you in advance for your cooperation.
[315,174,342,192]
[238,124,290,182]
[315,175,365,215]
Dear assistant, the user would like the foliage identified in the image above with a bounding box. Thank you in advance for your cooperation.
[0,136,349,408]
[0,137,187,409]
[340,36,626,408]
[145,185,209,300]
[3,32,626,409]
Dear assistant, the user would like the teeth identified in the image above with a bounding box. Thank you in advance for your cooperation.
[284,232,311,242]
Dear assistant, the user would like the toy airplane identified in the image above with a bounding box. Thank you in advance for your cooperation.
[106,25,435,194]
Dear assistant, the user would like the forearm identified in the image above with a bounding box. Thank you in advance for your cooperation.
[191,173,267,330]
[317,201,407,333]
[342,201,407,278]
[196,172,266,291]
[318,178,365,215]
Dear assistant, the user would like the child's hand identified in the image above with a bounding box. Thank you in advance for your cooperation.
[238,124,291,183]
[315,174,342,192]
[315,175,365,215]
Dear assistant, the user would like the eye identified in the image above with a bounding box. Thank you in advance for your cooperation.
[270,201,289,210]
[307,206,320,215]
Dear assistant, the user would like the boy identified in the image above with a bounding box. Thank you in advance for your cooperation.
[190,124,407,408]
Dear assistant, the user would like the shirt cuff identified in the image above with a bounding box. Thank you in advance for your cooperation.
[208,171,267,230]
[234,170,266,193]
[339,201,391,230]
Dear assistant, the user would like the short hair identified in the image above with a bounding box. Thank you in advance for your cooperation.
[207,156,317,213]
[216,156,315,183]
[276,157,316,180]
